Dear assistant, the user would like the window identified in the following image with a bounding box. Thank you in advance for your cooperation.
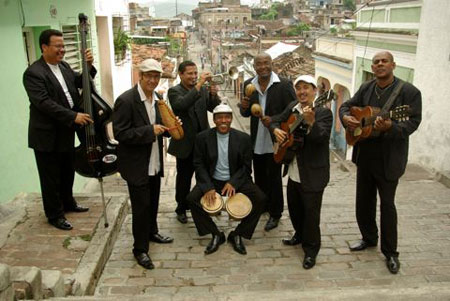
[62,24,90,73]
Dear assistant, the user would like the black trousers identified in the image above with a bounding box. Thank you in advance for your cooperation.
[174,152,194,214]
[287,179,323,258]
[187,179,266,239]
[34,150,78,220]
[253,153,283,219]
[127,176,161,255]
[356,159,399,258]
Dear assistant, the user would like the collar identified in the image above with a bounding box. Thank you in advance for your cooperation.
[251,72,280,94]
[292,103,303,113]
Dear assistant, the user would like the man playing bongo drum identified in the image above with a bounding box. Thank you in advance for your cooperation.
[187,104,267,255]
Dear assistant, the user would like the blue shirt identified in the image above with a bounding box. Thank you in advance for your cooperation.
[213,132,230,181]
[252,72,280,154]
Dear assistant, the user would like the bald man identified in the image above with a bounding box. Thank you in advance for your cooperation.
[339,51,422,274]
[239,53,296,232]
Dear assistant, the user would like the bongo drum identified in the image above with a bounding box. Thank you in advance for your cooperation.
[225,193,252,220]
[200,192,224,215]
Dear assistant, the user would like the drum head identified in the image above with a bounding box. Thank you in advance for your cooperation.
[201,192,223,214]
[226,193,252,220]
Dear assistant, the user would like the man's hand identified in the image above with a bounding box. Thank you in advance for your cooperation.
[273,128,288,145]
[204,189,216,207]
[240,96,250,110]
[221,183,235,198]
[374,117,392,132]
[209,84,219,96]
[343,115,360,131]
[303,106,315,126]
[261,116,272,128]
[85,49,94,68]
[74,113,93,126]
[196,71,212,90]
[153,124,168,136]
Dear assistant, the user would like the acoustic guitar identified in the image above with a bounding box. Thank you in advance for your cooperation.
[345,105,411,146]
[274,90,335,164]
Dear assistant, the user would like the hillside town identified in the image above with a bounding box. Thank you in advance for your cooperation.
[0,0,449,299]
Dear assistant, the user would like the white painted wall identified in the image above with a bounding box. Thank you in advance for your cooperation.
[95,0,132,101]
[410,0,450,175]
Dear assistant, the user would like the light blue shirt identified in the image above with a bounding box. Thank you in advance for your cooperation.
[252,72,280,154]
[213,132,230,181]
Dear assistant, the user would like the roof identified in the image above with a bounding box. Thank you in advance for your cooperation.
[265,42,299,60]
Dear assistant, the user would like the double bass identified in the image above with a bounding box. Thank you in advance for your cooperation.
[74,13,118,226]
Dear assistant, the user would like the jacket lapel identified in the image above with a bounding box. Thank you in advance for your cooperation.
[207,129,218,171]
[39,58,71,108]
[228,129,235,175]
[133,85,151,125]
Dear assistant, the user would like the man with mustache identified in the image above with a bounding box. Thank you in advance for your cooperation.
[339,51,422,274]
[168,61,220,224]
[271,75,332,269]
[23,29,94,230]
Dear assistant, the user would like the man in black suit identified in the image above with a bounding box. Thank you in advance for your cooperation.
[23,29,92,231]
[271,75,332,269]
[240,53,296,231]
[339,51,422,274]
[187,104,266,255]
[168,61,220,224]
[113,59,175,270]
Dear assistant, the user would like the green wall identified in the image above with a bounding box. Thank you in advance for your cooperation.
[0,0,96,204]
[356,39,417,54]
[355,57,415,89]
[361,9,385,23]
[390,7,421,23]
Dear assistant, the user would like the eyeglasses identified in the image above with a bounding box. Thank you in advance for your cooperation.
[48,44,65,50]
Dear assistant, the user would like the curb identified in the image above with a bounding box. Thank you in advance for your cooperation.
[68,195,129,296]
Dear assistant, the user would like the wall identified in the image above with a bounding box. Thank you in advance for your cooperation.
[0,0,96,204]
[409,0,450,174]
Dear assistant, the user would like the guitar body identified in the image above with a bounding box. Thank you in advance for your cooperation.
[346,106,380,146]
[274,114,297,164]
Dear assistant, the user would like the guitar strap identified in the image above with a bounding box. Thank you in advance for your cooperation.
[380,78,405,114]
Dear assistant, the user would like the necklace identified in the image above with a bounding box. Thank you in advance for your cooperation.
[374,79,395,100]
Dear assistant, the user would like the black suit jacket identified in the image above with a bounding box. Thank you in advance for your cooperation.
[23,56,96,152]
[194,128,253,194]
[271,103,333,192]
[113,85,168,186]
[339,78,422,181]
[239,75,296,149]
[167,84,220,159]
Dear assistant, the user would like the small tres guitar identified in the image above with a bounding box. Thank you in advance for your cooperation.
[345,105,411,146]
[274,90,335,164]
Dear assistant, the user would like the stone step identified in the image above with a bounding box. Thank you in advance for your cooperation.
[0,264,14,301]
[42,269,65,298]
[10,266,42,300]
[49,284,450,300]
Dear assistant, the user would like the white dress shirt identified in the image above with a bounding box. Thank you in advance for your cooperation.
[138,83,160,176]
[47,63,74,108]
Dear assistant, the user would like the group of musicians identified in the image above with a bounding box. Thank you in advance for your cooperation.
[23,29,421,274]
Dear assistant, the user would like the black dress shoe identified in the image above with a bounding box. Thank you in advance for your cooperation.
[386,256,400,274]
[349,240,377,251]
[302,256,316,269]
[65,205,89,213]
[205,232,225,255]
[227,233,247,255]
[264,217,280,232]
[282,234,301,246]
[49,218,73,230]
[176,213,188,224]
[134,253,154,270]
[149,233,174,244]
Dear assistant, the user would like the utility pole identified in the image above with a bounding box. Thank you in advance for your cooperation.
[175,0,178,16]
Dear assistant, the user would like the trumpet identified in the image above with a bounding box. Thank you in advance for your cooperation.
[209,66,239,85]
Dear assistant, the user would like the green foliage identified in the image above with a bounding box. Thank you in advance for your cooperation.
[63,237,71,249]
[259,2,280,20]
[343,0,356,11]
[79,234,92,241]
[287,23,311,36]
[113,27,130,54]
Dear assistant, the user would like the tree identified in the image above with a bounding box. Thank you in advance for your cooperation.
[343,0,356,11]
